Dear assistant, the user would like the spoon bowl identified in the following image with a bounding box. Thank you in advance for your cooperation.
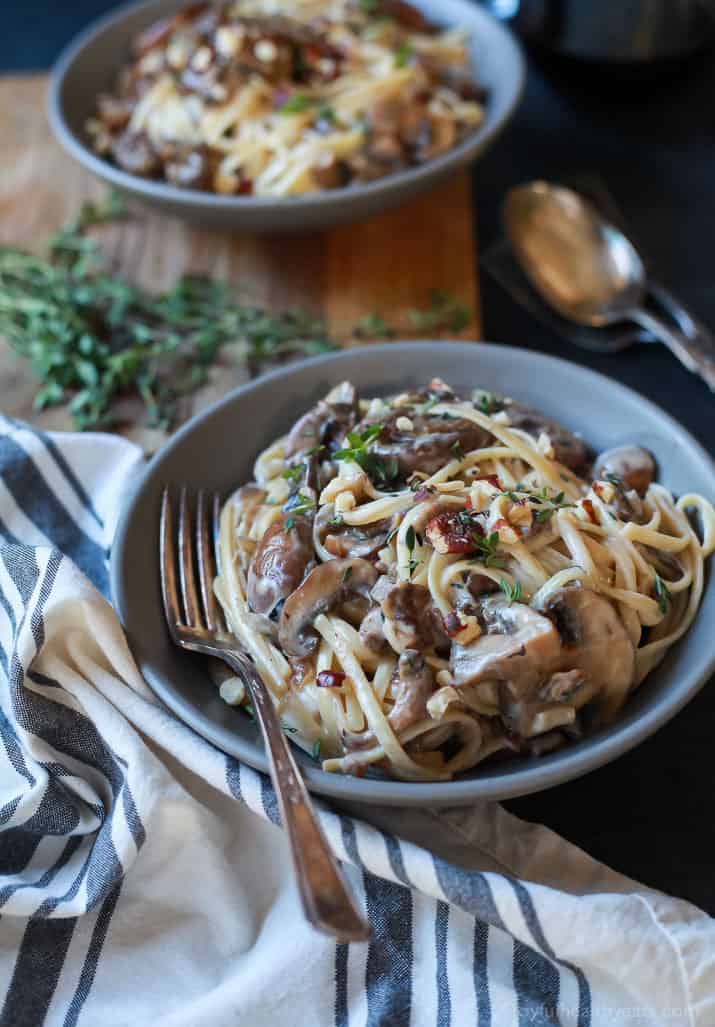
[504,181,647,327]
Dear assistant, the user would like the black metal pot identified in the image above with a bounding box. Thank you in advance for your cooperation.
[483,0,715,61]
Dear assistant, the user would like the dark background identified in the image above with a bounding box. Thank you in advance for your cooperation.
[4,3,714,911]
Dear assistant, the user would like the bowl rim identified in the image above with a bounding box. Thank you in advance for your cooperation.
[47,0,525,211]
[110,341,715,805]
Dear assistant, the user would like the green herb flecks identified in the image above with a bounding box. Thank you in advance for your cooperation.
[404,523,421,575]
[499,578,522,604]
[280,93,316,114]
[407,289,471,333]
[654,572,672,615]
[354,311,396,340]
[333,424,399,489]
[284,491,315,517]
[531,489,575,523]
[282,462,305,483]
[470,530,506,569]
[316,104,337,124]
[475,391,503,415]
[417,395,440,415]
[394,41,414,68]
[0,192,335,430]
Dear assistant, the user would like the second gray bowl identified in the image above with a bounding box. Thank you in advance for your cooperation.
[48,0,524,232]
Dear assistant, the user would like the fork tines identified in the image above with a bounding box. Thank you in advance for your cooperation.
[160,486,224,639]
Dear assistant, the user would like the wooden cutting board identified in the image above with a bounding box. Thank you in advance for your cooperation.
[0,74,480,449]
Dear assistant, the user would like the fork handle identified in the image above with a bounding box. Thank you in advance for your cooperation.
[224,652,372,943]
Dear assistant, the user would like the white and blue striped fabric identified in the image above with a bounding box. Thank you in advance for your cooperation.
[1,415,714,1027]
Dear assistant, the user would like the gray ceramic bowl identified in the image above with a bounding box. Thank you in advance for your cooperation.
[111,342,715,805]
[48,0,524,232]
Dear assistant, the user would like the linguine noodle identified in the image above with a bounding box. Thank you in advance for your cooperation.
[214,380,714,780]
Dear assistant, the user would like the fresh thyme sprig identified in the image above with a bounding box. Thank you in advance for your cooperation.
[333,425,399,488]
[352,289,473,340]
[0,192,335,430]
[499,578,522,604]
[654,572,673,615]
[469,530,506,569]
[0,194,474,432]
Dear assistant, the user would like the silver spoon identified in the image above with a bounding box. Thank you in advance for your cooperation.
[504,181,715,391]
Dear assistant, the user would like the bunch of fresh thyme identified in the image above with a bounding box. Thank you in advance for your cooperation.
[0,193,334,430]
[0,193,473,431]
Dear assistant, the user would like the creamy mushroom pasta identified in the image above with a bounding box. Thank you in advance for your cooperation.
[214,379,714,780]
[87,0,486,195]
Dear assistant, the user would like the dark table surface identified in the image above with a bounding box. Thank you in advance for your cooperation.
[4,4,714,913]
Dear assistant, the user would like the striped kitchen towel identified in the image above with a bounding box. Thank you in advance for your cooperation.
[0,415,713,1027]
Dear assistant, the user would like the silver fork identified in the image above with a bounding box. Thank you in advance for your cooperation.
[160,486,371,943]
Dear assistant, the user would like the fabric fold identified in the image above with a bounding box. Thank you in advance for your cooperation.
[0,418,712,1027]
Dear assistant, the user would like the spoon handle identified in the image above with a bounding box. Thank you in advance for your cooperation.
[631,306,715,392]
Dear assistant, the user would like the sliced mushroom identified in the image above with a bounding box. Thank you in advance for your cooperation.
[164,145,213,189]
[451,572,499,616]
[593,445,656,496]
[356,408,490,478]
[96,93,134,130]
[451,598,562,693]
[284,382,359,462]
[381,582,449,654]
[388,650,436,733]
[365,573,393,607]
[312,156,350,190]
[638,545,681,581]
[279,558,378,657]
[545,587,635,716]
[112,130,160,176]
[314,503,390,560]
[415,112,456,162]
[359,605,390,654]
[504,401,591,473]
[246,514,314,618]
[539,668,587,703]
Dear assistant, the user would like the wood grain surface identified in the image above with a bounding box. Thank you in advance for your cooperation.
[0,74,480,448]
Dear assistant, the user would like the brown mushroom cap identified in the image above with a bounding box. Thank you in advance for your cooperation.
[355,409,490,478]
[314,503,391,560]
[381,582,449,654]
[388,650,436,733]
[247,514,314,617]
[284,382,360,462]
[278,557,379,657]
[503,401,591,473]
[545,587,635,716]
[593,445,656,496]
[451,598,562,692]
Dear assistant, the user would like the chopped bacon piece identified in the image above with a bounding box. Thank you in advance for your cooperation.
[317,670,346,688]
[426,510,481,554]
[475,474,501,488]
[581,498,598,524]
